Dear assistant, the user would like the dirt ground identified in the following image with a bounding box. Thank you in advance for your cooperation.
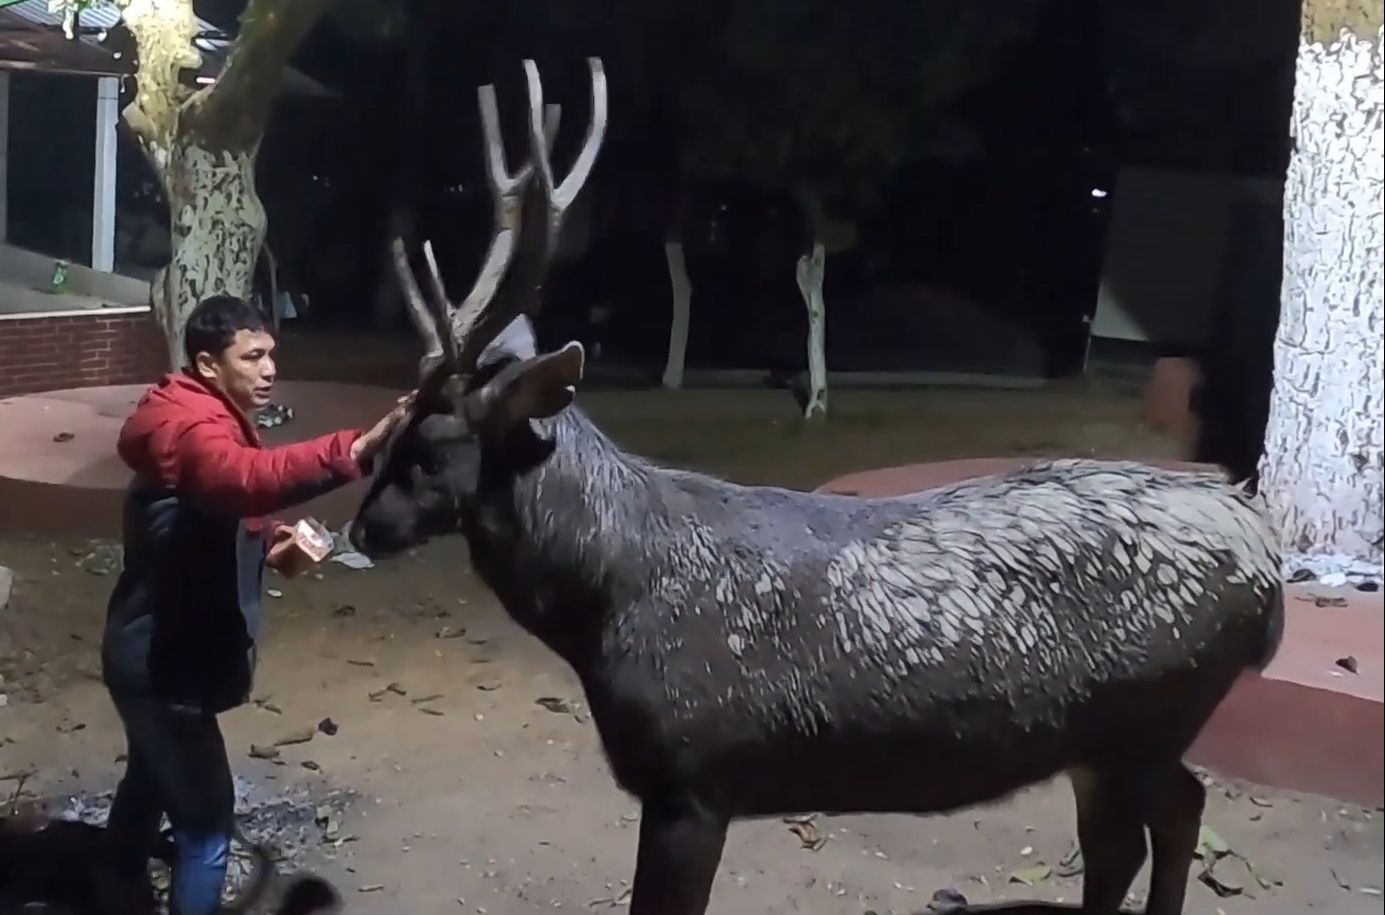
[1,383,1381,914]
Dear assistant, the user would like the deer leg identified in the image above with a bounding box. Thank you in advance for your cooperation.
[1141,763,1205,915]
[629,794,727,915]
[1070,767,1147,915]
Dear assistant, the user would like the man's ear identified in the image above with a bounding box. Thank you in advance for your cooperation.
[464,341,585,429]
[193,351,218,383]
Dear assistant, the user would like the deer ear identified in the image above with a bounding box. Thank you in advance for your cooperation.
[467,341,585,427]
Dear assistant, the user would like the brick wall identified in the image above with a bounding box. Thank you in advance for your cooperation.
[0,310,169,397]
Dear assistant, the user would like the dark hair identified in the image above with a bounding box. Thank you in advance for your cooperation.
[183,295,268,366]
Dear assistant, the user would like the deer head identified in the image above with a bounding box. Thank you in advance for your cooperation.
[351,59,607,558]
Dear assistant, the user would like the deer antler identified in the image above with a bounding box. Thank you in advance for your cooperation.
[393,57,606,383]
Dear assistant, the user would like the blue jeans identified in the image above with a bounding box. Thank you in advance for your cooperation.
[105,689,234,915]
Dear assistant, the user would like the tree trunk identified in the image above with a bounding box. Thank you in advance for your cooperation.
[1258,12,1383,584]
[373,206,413,329]
[152,143,267,368]
[661,239,692,389]
[119,0,339,368]
[795,241,828,420]
[264,243,281,334]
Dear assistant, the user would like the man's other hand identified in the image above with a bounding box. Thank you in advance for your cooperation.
[266,523,311,578]
[351,392,416,465]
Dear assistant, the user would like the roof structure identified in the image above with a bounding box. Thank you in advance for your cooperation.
[0,0,333,96]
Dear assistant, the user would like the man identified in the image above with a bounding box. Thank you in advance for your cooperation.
[101,294,409,914]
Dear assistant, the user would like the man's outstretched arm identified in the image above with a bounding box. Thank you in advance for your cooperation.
[159,419,366,519]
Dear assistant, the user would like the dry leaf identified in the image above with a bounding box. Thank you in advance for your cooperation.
[1008,865,1052,887]
[273,728,316,747]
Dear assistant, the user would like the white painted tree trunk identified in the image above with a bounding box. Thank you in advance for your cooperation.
[661,239,692,389]
[152,144,267,368]
[795,242,828,420]
[1259,24,1384,584]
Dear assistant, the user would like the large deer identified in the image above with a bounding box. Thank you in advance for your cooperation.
[351,58,1285,915]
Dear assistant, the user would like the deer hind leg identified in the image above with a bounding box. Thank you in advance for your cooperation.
[1070,767,1148,915]
[1140,763,1205,915]
[628,794,727,915]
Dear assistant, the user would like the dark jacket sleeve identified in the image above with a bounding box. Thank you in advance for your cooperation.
[161,417,367,519]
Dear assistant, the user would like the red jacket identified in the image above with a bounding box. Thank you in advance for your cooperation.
[103,372,368,711]
[117,372,366,527]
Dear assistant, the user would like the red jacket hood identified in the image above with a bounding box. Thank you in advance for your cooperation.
[117,372,259,478]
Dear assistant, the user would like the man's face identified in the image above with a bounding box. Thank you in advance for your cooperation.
[195,329,277,413]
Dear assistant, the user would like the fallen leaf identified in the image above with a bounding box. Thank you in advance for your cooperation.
[1055,841,1084,877]
[249,745,280,760]
[1336,656,1359,674]
[1008,865,1052,887]
[273,728,316,747]
[386,682,407,696]
[332,605,357,618]
[536,696,572,714]
[53,432,75,443]
[410,693,445,705]
[786,819,826,851]
[476,680,502,692]
[317,717,339,737]
[1247,859,1283,892]
[1196,825,1231,859]
[587,887,633,907]
[301,761,322,772]
[1198,858,1245,897]
[417,706,445,717]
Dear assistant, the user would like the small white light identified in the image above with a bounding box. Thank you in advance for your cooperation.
[196,76,215,85]
[1090,188,1108,199]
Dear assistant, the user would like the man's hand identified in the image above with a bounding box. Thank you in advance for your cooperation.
[266,523,310,578]
[351,392,416,465]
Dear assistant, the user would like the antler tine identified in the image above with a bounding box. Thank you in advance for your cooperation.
[391,237,450,378]
[524,57,608,214]
[450,84,561,364]
[420,241,453,321]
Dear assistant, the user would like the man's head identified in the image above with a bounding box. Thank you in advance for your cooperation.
[185,295,275,413]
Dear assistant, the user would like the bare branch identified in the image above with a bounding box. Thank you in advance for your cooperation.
[186,0,341,151]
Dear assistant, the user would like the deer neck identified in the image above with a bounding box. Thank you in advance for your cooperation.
[465,407,659,660]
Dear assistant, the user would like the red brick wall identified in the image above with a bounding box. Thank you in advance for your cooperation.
[0,311,169,398]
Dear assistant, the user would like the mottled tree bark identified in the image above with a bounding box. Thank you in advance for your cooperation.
[119,0,339,367]
[1258,0,1383,582]
[795,241,828,421]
